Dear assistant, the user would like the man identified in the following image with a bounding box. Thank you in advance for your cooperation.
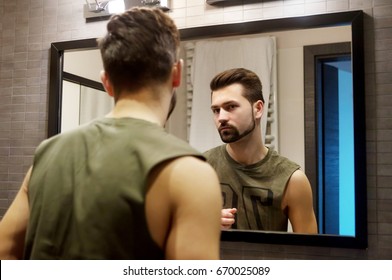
[0,7,222,260]
[204,68,317,233]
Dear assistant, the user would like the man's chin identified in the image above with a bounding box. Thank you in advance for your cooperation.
[220,135,236,143]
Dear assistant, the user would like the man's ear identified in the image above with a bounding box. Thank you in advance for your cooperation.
[100,70,114,97]
[254,100,264,119]
[172,59,183,88]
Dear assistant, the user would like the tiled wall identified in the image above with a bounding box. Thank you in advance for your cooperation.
[0,0,391,259]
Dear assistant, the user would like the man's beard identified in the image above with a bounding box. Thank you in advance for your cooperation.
[218,118,256,143]
[166,90,177,121]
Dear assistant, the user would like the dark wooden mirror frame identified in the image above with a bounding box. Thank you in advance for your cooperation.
[48,10,366,248]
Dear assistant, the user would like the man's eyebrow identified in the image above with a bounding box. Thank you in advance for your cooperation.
[211,101,238,109]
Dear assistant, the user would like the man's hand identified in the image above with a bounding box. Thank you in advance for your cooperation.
[221,208,237,230]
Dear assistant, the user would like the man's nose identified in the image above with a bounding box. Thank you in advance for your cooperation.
[218,109,229,122]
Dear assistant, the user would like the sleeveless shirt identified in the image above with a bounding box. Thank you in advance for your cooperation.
[204,145,299,231]
[24,118,204,259]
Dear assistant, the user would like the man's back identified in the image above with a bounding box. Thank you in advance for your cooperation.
[24,118,216,259]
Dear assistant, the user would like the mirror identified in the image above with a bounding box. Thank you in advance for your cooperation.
[48,10,366,248]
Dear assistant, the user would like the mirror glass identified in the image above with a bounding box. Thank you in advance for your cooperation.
[48,10,366,248]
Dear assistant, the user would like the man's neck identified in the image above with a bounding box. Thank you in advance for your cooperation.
[106,87,171,126]
[225,133,268,165]
[106,99,162,125]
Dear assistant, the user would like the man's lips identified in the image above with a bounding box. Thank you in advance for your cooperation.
[219,125,233,132]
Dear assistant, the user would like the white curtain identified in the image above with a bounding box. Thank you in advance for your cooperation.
[189,36,276,152]
[79,86,113,125]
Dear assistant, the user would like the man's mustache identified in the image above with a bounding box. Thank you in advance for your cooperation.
[218,123,235,132]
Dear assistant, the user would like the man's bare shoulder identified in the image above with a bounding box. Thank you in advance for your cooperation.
[165,156,219,187]
[149,155,220,198]
[282,169,311,209]
[288,169,310,187]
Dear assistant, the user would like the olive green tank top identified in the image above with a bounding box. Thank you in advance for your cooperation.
[204,145,299,231]
[24,118,204,259]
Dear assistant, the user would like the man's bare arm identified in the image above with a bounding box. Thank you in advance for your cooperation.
[0,167,32,259]
[283,169,318,234]
[147,156,222,259]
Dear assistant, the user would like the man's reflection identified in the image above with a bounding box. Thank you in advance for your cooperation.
[204,68,318,233]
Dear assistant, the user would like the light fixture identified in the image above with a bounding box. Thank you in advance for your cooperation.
[84,0,125,21]
[84,0,171,22]
[126,0,171,11]
[206,0,226,4]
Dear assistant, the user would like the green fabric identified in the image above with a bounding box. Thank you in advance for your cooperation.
[204,145,299,231]
[24,118,204,259]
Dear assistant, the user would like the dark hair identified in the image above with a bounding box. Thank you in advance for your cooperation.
[97,7,180,96]
[209,68,264,104]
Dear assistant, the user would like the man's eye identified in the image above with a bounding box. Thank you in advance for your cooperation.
[212,109,219,114]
